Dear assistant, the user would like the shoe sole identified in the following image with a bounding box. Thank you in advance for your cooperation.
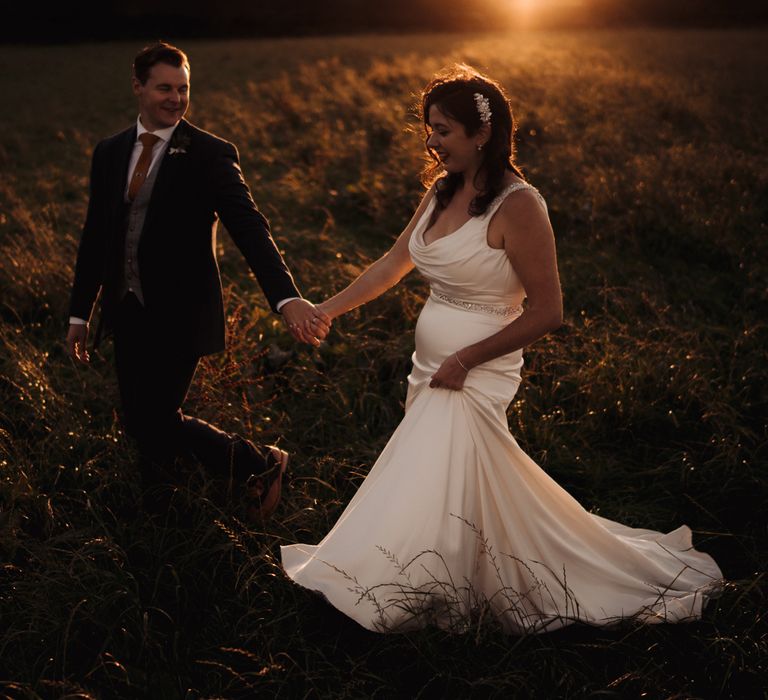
[249,448,289,522]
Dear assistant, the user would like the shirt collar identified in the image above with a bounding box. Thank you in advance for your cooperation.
[136,116,178,144]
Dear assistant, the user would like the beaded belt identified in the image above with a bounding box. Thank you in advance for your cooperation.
[430,291,523,319]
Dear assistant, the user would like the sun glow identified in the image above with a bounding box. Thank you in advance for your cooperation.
[505,0,587,28]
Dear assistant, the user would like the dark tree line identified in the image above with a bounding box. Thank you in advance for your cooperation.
[589,0,768,26]
[5,0,767,43]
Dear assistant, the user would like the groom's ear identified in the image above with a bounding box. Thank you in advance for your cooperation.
[131,75,143,96]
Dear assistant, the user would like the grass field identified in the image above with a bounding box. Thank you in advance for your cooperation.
[0,29,766,699]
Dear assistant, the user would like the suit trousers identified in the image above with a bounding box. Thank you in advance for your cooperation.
[112,293,270,487]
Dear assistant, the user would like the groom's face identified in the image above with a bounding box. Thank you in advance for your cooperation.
[132,62,190,131]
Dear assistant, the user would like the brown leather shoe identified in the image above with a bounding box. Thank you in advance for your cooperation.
[246,446,289,522]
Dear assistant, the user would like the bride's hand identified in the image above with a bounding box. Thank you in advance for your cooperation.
[316,301,334,320]
[283,299,332,346]
[429,352,470,391]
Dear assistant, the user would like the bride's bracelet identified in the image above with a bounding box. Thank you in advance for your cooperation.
[455,352,469,372]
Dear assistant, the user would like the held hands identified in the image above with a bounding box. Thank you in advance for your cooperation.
[282,299,331,347]
[66,324,90,363]
[429,351,470,391]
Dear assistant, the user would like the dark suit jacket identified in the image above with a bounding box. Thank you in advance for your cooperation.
[69,119,301,356]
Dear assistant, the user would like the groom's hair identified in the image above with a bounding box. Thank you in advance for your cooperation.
[133,42,190,85]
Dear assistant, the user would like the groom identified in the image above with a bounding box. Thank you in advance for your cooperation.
[66,42,329,513]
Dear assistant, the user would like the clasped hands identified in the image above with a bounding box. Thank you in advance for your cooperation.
[281,298,332,347]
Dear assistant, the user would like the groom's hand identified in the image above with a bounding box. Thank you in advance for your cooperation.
[281,299,331,347]
[66,323,90,363]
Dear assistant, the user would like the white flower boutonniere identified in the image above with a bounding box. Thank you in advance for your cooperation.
[168,131,191,156]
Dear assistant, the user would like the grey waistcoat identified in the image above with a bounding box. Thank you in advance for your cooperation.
[119,156,164,305]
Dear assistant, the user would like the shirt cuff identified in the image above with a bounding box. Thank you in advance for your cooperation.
[276,297,301,313]
[69,317,88,325]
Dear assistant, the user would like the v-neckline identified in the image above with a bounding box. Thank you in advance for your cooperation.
[421,216,474,247]
[419,197,476,248]
[418,181,534,248]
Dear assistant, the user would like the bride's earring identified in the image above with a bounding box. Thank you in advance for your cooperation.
[477,143,484,151]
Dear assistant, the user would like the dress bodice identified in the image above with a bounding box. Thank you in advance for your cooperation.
[408,182,546,306]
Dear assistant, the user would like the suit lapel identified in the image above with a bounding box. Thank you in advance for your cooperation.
[110,125,136,215]
[145,119,191,225]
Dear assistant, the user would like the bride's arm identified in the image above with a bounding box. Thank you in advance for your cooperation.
[318,186,435,320]
[430,190,562,389]
[463,191,562,363]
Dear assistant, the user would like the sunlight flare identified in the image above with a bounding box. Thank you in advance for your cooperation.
[505,0,587,28]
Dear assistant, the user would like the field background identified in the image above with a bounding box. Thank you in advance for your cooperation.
[0,29,766,698]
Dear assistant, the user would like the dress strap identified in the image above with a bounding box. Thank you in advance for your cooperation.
[484,182,546,219]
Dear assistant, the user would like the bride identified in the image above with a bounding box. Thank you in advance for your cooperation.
[280,64,723,634]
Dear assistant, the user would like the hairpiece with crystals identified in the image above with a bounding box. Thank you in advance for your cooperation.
[474,92,492,125]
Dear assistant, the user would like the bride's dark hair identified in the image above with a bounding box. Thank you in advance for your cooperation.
[420,64,525,217]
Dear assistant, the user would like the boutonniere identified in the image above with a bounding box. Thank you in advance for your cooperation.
[168,130,191,156]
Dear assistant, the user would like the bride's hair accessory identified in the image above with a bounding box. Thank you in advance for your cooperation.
[474,92,492,125]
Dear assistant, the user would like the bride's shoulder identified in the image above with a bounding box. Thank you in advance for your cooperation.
[501,172,540,193]
[493,178,549,236]
[496,175,545,210]
[487,180,553,251]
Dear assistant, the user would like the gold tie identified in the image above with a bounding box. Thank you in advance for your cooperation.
[127,132,161,201]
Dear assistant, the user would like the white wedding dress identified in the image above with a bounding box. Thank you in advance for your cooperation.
[281,182,724,634]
